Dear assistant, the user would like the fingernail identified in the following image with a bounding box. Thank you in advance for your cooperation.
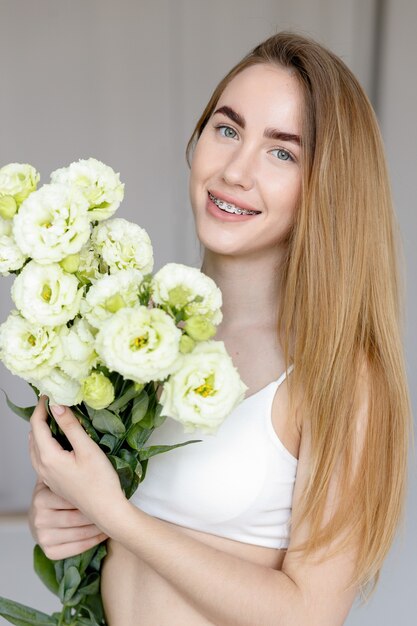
[51,404,65,416]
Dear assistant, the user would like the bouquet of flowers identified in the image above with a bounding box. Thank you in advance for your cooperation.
[0,158,248,625]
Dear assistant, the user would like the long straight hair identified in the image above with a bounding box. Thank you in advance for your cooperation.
[186,32,412,600]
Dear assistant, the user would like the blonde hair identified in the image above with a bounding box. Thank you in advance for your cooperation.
[187,32,412,601]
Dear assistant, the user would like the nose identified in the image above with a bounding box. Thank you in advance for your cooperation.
[221,145,256,190]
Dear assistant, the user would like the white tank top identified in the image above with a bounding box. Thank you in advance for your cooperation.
[130,365,298,549]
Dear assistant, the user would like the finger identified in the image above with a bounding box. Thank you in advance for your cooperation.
[48,404,95,455]
[28,430,41,475]
[42,534,108,561]
[32,480,81,511]
[38,524,107,545]
[36,509,100,529]
[30,400,65,457]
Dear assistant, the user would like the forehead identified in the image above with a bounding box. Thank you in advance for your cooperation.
[216,64,303,133]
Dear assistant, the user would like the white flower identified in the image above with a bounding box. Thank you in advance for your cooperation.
[92,218,154,274]
[0,163,40,215]
[34,367,83,406]
[0,311,62,380]
[0,216,12,237]
[13,183,90,263]
[159,340,248,434]
[152,263,223,324]
[80,269,143,328]
[76,244,102,284]
[0,235,26,276]
[96,306,181,383]
[11,261,83,326]
[51,158,124,221]
[59,317,98,379]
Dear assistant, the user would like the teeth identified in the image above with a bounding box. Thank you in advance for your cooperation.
[209,192,259,216]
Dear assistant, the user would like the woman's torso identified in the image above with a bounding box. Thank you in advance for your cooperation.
[101,328,301,625]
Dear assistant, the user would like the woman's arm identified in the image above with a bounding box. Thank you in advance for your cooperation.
[30,396,366,626]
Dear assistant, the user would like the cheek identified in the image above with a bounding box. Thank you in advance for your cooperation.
[189,140,211,210]
[267,169,301,215]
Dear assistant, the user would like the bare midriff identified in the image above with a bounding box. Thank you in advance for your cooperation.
[101,523,287,626]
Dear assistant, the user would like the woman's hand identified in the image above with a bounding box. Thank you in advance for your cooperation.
[28,477,109,560]
[29,397,127,535]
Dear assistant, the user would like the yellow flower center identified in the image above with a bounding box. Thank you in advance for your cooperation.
[41,284,52,302]
[194,373,216,398]
[130,333,149,351]
[28,334,36,347]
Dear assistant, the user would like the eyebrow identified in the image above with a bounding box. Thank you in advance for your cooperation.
[213,105,301,146]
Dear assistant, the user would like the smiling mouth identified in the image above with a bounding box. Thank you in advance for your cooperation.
[208,192,261,216]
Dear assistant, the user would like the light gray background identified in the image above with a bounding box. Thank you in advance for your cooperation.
[0,1,415,624]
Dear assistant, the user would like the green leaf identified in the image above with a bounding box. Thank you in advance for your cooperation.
[88,543,107,572]
[63,554,81,574]
[33,545,59,596]
[137,409,154,429]
[117,449,142,497]
[79,591,105,623]
[99,433,117,453]
[64,589,84,608]
[153,403,166,427]
[119,448,138,467]
[61,545,95,580]
[58,565,81,604]
[54,559,64,584]
[108,456,134,494]
[140,458,149,482]
[1,389,35,422]
[90,409,125,436]
[78,572,100,596]
[131,392,149,423]
[0,596,57,625]
[28,382,40,398]
[175,309,185,323]
[126,423,153,451]
[135,459,143,476]
[140,440,201,460]
[108,383,138,412]
[78,546,98,577]
[124,473,140,499]
[72,408,100,444]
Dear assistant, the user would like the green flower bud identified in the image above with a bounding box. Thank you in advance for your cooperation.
[184,315,216,341]
[104,293,126,313]
[168,285,192,309]
[179,334,195,354]
[0,195,17,219]
[59,253,80,274]
[82,371,115,410]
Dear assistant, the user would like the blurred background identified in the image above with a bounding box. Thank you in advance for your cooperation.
[0,0,416,623]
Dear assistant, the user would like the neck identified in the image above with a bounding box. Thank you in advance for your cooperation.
[200,246,287,334]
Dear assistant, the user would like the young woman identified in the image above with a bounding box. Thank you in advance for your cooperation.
[28,32,411,625]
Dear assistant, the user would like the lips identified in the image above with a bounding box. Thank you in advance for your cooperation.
[208,190,261,215]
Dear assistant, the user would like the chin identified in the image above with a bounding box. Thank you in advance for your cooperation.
[194,228,240,256]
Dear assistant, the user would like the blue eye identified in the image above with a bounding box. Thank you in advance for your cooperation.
[217,125,238,139]
[271,148,293,162]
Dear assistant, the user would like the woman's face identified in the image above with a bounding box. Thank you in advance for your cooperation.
[189,63,304,257]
